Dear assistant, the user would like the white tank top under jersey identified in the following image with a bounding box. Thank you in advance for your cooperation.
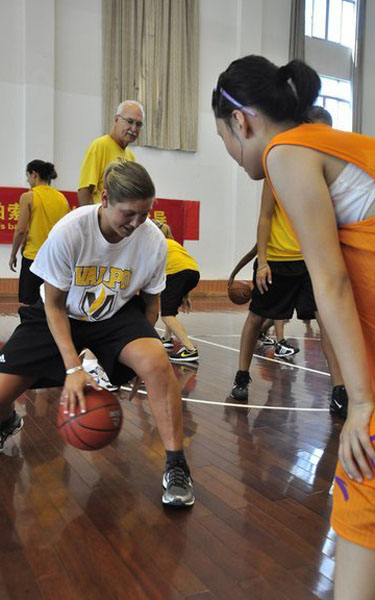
[329,162,375,227]
[30,205,167,321]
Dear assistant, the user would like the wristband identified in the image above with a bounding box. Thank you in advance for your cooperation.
[66,365,83,375]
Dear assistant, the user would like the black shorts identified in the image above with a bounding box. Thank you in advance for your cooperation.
[19,256,43,305]
[161,269,200,317]
[0,296,159,388]
[250,259,317,320]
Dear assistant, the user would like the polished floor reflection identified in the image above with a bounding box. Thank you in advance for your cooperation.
[0,299,340,599]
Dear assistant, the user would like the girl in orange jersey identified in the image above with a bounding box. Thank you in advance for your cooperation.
[212,56,375,600]
[9,160,69,304]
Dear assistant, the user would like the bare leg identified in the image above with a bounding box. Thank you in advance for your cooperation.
[161,316,195,351]
[163,323,173,339]
[316,312,344,387]
[0,373,37,421]
[238,311,263,371]
[119,338,183,449]
[335,536,375,600]
[274,319,285,342]
[261,318,274,335]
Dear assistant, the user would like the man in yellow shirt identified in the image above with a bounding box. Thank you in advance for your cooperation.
[78,100,144,205]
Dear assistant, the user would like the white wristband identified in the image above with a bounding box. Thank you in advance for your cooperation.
[66,365,83,375]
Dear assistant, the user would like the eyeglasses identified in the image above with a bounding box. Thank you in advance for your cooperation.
[215,86,257,117]
[117,114,144,128]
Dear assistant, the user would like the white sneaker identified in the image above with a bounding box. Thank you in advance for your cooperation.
[86,364,119,392]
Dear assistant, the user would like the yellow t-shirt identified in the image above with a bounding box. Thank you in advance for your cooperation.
[23,185,70,260]
[78,134,136,204]
[166,239,199,275]
[266,202,303,261]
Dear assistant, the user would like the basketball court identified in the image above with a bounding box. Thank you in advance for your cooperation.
[0,297,338,599]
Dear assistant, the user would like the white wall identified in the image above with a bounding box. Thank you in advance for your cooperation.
[0,0,373,281]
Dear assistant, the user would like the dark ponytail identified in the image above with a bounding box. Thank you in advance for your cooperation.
[212,55,321,125]
[26,159,57,184]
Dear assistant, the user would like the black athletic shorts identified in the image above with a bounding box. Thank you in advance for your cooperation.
[0,296,159,388]
[250,259,317,320]
[18,256,43,305]
[161,269,200,317]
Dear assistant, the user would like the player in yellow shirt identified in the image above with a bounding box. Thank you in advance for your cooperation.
[78,100,144,205]
[9,160,69,304]
[155,221,200,363]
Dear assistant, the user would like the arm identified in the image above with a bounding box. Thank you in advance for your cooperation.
[44,283,100,415]
[77,185,95,206]
[228,243,257,286]
[9,193,32,271]
[256,181,274,293]
[267,145,375,482]
[139,291,160,327]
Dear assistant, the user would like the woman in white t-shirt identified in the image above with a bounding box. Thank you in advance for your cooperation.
[0,161,195,508]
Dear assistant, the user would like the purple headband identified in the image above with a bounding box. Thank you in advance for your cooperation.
[217,87,257,117]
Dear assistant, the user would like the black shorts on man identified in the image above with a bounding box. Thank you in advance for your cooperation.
[250,259,317,320]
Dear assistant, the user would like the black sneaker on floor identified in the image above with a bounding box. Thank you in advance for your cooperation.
[169,347,199,363]
[0,411,24,453]
[230,370,251,401]
[329,385,348,419]
[274,339,299,358]
[162,462,195,507]
[258,332,275,345]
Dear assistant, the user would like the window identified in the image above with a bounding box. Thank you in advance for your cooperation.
[316,76,352,130]
[305,0,356,51]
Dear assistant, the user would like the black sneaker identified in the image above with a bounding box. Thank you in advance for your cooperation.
[0,411,24,453]
[162,462,195,507]
[274,339,299,358]
[329,385,348,419]
[258,332,275,345]
[231,370,251,401]
[169,347,199,363]
[161,336,174,349]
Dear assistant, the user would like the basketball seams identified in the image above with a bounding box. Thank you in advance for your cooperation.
[58,402,121,428]
[74,421,121,433]
[67,420,96,450]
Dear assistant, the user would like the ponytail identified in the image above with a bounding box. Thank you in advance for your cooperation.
[212,55,321,124]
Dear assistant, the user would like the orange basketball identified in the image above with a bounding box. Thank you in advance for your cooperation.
[228,280,253,305]
[57,387,123,451]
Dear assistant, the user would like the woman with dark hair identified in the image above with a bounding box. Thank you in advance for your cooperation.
[9,160,69,304]
[213,55,375,599]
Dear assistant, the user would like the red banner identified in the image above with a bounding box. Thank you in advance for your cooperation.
[0,188,199,245]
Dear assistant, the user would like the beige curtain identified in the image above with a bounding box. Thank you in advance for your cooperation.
[351,0,366,133]
[289,0,305,61]
[102,0,199,151]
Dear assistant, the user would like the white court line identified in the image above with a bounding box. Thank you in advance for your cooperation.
[200,334,321,342]
[156,327,329,376]
[187,335,330,377]
[121,386,329,412]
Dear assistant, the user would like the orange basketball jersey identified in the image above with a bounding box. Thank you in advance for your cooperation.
[263,124,375,548]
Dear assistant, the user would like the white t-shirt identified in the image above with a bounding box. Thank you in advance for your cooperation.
[30,205,167,321]
[329,162,375,227]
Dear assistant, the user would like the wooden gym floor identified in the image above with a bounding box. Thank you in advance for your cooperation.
[0,298,340,600]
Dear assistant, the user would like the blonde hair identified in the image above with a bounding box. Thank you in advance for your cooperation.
[103,160,155,205]
[152,219,174,239]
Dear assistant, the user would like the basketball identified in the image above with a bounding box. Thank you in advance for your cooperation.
[228,280,253,305]
[57,387,123,451]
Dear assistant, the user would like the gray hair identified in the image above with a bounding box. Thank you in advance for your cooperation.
[116,100,145,118]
